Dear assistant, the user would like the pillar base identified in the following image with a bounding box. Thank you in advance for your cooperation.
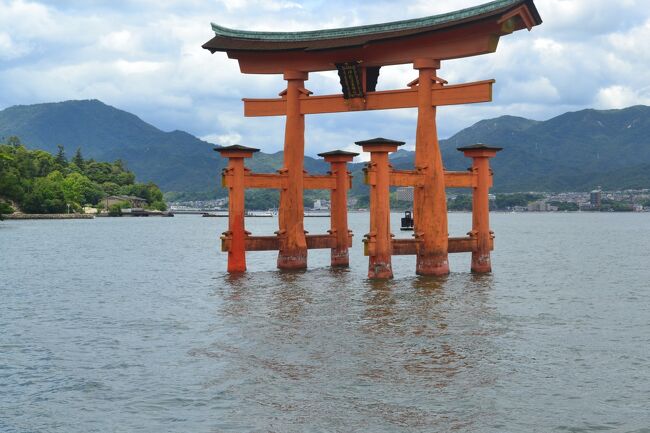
[471,252,491,273]
[227,260,246,273]
[416,254,450,276]
[277,251,308,270]
[368,260,393,279]
[331,249,349,267]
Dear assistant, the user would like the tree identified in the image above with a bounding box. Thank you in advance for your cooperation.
[354,195,370,209]
[72,147,85,170]
[549,201,579,211]
[0,143,165,215]
[62,172,104,208]
[108,203,123,216]
[245,189,279,210]
[32,150,57,177]
[119,182,163,204]
[0,167,25,202]
[7,136,21,148]
[54,144,67,168]
[447,194,472,211]
[22,171,67,213]
[0,201,14,218]
[148,200,167,211]
[495,193,544,210]
[0,149,25,203]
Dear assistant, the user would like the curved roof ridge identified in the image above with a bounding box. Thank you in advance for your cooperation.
[210,0,523,42]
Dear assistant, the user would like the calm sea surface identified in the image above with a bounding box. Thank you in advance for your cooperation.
[1,213,649,432]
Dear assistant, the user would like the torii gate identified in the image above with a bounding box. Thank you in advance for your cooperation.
[204,0,541,277]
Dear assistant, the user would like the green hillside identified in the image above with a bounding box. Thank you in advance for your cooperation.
[0,100,219,192]
[438,106,650,191]
[2,100,650,194]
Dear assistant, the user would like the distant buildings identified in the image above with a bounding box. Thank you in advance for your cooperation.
[396,187,414,202]
[313,199,330,210]
[590,187,602,208]
[527,200,558,212]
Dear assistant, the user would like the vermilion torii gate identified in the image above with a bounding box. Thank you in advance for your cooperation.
[204,0,541,276]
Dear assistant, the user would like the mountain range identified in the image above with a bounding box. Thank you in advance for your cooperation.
[1,99,649,194]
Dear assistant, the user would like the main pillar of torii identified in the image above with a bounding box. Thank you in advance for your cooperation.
[203,0,541,272]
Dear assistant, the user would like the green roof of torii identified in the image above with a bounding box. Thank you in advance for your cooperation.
[204,0,541,52]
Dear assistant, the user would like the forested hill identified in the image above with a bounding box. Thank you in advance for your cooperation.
[1,100,650,194]
[436,106,650,191]
[0,100,218,192]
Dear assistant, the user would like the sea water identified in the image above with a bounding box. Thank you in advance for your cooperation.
[1,213,649,432]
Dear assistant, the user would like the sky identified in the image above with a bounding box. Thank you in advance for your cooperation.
[1,0,650,156]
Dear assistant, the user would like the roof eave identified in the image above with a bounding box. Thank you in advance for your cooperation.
[202,0,541,53]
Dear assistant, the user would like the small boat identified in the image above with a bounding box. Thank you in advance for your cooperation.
[400,210,414,231]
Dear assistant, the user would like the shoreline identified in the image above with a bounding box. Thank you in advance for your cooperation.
[3,213,95,220]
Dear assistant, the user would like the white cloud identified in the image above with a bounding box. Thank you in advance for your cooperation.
[595,85,650,109]
[0,32,30,59]
[217,0,303,12]
[201,132,242,146]
[1,0,650,156]
[114,60,164,75]
[99,31,139,54]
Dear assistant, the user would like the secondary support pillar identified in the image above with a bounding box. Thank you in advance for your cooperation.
[319,150,358,267]
[412,58,449,276]
[357,138,404,279]
[278,70,309,270]
[458,144,502,273]
[215,144,259,273]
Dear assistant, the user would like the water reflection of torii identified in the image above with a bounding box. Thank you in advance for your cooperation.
[204,0,541,278]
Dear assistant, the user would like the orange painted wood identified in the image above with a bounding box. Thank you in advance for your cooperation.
[242,98,286,117]
[245,235,279,251]
[498,5,536,31]
[324,156,355,266]
[362,146,396,279]
[390,238,417,255]
[390,170,424,187]
[388,169,479,188]
[462,150,499,273]
[243,173,284,189]
[224,157,247,272]
[450,236,493,253]
[444,171,478,188]
[277,71,308,269]
[303,175,336,190]
[390,236,493,255]
[243,80,494,117]
[230,21,504,74]
[306,234,335,249]
[221,234,354,252]
[413,61,449,276]
[226,172,338,190]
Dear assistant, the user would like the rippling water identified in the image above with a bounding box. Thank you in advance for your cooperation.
[1,213,649,432]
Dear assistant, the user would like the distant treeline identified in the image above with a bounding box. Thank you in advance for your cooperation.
[447,193,544,211]
[0,136,166,214]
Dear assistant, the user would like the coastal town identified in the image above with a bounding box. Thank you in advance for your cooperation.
[169,187,650,214]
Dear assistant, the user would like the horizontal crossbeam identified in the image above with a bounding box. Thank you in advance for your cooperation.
[304,175,337,190]
[367,169,483,188]
[389,170,424,187]
[223,172,338,190]
[379,236,493,256]
[221,233,353,252]
[243,80,494,117]
[245,173,284,189]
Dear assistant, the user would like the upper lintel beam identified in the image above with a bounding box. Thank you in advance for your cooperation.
[243,80,494,117]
